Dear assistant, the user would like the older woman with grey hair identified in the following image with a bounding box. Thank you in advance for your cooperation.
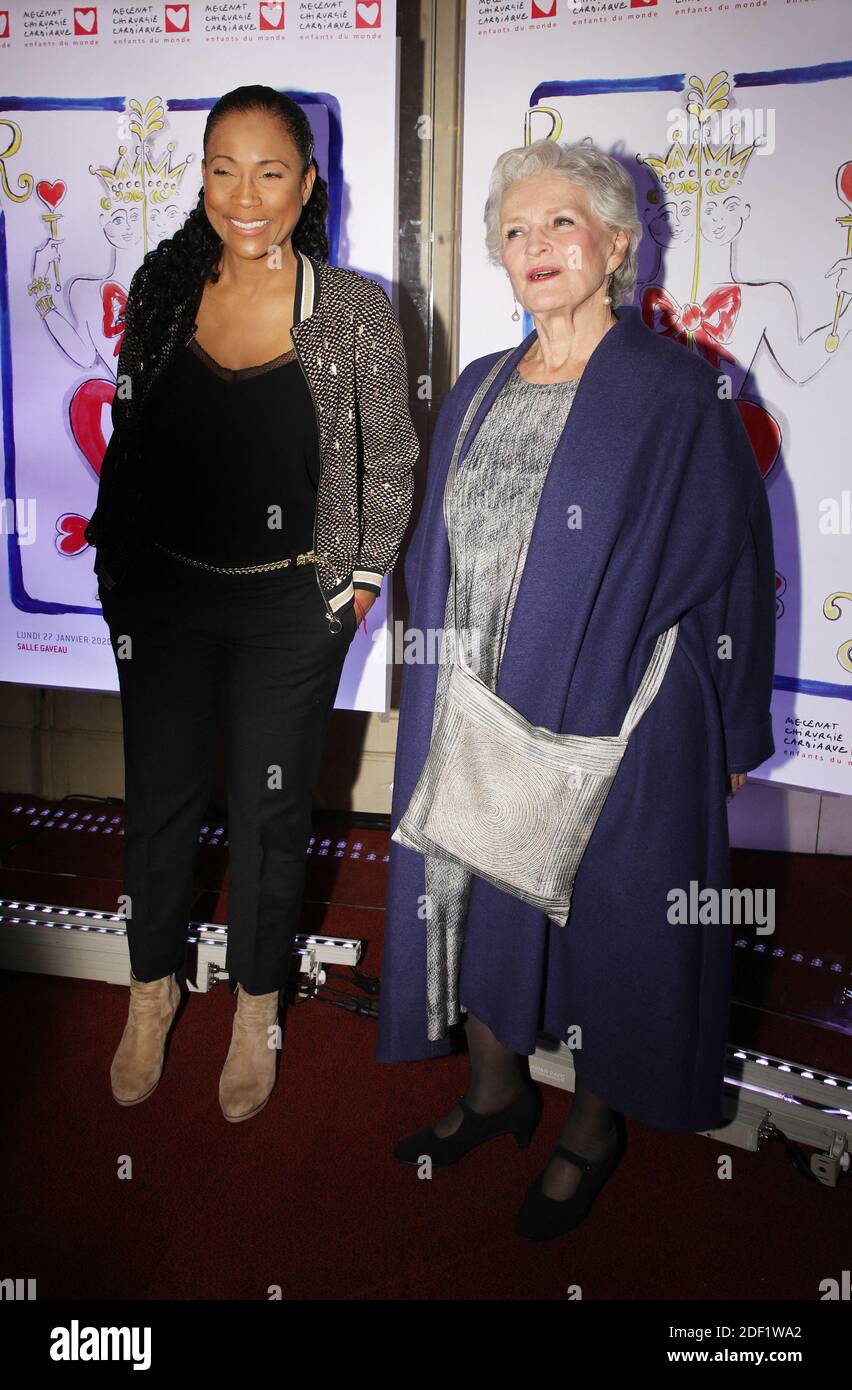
[376,138,776,1241]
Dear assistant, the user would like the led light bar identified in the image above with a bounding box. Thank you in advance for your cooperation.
[530,1040,852,1181]
[0,896,361,991]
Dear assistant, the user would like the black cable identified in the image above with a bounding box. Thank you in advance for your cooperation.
[291,965,381,1014]
[295,979,379,1019]
[348,966,381,996]
[314,979,379,1008]
[289,965,380,1003]
[763,1121,850,1186]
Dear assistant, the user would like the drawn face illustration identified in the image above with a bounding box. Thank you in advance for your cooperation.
[201,108,316,262]
[646,196,695,248]
[500,172,627,316]
[149,200,185,244]
[100,204,143,250]
[701,193,750,245]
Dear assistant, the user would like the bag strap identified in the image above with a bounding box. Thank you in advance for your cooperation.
[444,349,515,513]
[617,621,680,739]
[443,350,515,674]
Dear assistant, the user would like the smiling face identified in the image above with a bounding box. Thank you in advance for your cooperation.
[499,172,628,316]
[701,193,750,246]
[201,107,315,261]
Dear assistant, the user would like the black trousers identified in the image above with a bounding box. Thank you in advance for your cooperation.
[98,545,357,994]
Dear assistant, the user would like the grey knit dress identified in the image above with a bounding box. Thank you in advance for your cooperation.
[423,366,581,1040]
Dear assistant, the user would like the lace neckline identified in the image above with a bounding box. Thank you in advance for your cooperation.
[188,336,297,380]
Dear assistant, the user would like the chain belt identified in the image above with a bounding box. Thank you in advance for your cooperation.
[152,541,323,575]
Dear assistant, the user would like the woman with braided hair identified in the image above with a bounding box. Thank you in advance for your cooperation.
[86,85,417,1121]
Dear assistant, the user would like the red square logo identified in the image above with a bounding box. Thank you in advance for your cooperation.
[73,6,97,34]
[259,1,285,29]
[630,0,658,7]
[0,10,10,39]
[164,3,190,32]
[355,1,382,29]
[531,0,556,17]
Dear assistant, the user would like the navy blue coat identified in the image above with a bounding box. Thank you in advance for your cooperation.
[375,306,776,1132]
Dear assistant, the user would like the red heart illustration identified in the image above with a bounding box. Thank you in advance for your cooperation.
[56,513,90,556]
[735,399,782,479]
[36,179,66,211]
[69,376,116,478]
[838,161,852,209]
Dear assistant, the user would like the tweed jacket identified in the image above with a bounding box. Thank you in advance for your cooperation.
[84,249,419,627]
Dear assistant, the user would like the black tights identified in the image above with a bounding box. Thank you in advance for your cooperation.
[433,1012,620,1200]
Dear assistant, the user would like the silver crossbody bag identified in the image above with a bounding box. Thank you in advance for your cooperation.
[391,350,680,927]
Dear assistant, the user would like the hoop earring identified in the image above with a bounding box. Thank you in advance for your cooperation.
[511,297,521,322]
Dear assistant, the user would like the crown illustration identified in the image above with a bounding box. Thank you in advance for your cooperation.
[698,136,757,195]
[638,140,701,196]
[89,97,195,210]
[639,135,757,199]
[89,144,144,209]
[638,72,760,201]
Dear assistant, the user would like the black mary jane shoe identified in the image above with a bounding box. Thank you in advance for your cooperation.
[394,1084,543,1166]
[515,1113,627,1241]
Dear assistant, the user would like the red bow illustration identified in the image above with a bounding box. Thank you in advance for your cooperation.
[101,280,127,358]
[641,284,742,369]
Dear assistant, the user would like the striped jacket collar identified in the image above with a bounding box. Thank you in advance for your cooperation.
[293,249,321,325]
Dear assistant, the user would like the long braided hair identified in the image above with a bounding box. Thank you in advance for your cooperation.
[136,85,329,354]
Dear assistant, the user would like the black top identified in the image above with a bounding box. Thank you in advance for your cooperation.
[141,336,320,566]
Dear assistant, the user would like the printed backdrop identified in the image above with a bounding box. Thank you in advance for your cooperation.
[459,0,852,795]
[0,0,397,712]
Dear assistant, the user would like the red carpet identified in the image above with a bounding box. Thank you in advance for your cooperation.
[0,794,849,1300]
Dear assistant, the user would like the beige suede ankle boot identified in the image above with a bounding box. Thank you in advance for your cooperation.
[218,984,280,1122]
[110,972,181,1105]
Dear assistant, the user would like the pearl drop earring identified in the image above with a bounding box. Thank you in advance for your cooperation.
[602,273,613,306]
[511,297,521,322]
